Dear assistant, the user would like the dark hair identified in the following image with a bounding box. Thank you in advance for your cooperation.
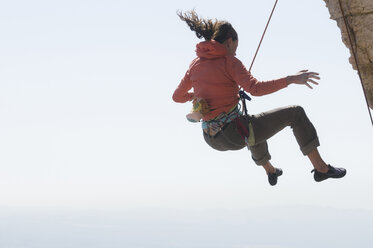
[177,10,238,44]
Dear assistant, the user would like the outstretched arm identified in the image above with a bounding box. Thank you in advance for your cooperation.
[229,58,288,96]
[229,58,320,95]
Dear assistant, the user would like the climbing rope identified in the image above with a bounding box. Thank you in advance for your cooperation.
[248,0,279,73]
[240,0,279,115]
[337,0,373,127]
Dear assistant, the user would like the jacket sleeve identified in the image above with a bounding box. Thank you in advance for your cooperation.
[172,69,194,103]
[228,57,288,96]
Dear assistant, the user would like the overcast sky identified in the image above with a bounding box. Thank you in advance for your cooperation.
[1,0,372,247]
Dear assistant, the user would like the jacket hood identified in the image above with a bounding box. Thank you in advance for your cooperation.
[196,40,227,59]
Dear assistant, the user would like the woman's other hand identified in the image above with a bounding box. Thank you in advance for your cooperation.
[286,70,320,89]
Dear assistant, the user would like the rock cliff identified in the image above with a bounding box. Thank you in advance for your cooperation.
[324,0,373,109]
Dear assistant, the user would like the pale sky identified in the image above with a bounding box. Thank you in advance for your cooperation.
[1,0,372,247]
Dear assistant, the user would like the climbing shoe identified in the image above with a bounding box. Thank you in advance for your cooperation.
[268,168,283,186]
[311,165,346,182]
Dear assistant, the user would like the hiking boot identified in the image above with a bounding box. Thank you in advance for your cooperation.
[311,165,346,182]
[268,168,283,186]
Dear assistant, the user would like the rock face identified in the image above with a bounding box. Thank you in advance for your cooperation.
[324,0,373,109]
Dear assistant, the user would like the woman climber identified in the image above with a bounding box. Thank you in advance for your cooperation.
[172,10,346,186]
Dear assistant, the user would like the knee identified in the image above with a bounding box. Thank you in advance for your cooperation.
[291,105,304,112]
[292,105,306,117]
[290,105,307,125]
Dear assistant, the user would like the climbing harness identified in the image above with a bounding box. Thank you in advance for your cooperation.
[239,0,279,116]
[202,106,255,146]
[203,106,241,136]
[337,0,373,127]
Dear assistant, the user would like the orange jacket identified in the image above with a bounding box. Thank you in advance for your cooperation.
[173,40,288,120]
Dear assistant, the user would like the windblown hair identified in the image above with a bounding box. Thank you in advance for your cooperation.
[177,10,238,44]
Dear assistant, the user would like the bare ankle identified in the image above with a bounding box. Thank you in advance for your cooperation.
[316,164,329,173]
[263,162,276,174]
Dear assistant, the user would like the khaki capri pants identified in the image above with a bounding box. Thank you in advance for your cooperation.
[203,105,320,165]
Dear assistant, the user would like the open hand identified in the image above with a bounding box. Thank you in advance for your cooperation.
[287,70,320,89]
